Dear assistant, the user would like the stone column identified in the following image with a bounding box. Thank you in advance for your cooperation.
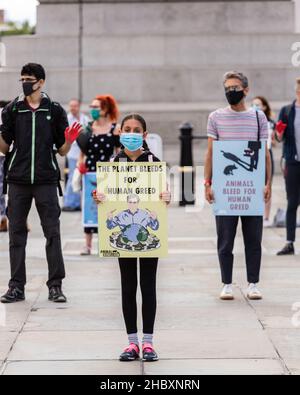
[294,0,300,33]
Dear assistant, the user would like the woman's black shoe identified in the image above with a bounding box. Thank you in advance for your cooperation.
[0,287,25,304]
[277,243,295,256]
[48,287,67,303]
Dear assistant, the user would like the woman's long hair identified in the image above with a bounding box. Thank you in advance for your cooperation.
[254,96,273,121]
[95,94,120,123]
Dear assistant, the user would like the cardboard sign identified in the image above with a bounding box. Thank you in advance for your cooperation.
[97,162,168,258]
[213,141,266,216]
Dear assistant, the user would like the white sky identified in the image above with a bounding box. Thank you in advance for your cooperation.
[0,0,39,25]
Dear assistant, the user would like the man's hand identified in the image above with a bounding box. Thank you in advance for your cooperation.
[205,185,215,204]
[264,184,272,203]
[65,122,83,144]
[275,120,287,140]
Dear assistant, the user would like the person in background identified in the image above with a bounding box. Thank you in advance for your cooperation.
[63,99,89,212]
[276,77,300,256]
[252,96,276,227]
[0,100,10,232]
[0,63,82,304]
[77,94,121,255]
[204,71,271,301]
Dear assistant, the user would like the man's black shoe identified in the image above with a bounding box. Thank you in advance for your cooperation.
[277,243,295,256]
[48,286,67,303]
[0,287,25,304]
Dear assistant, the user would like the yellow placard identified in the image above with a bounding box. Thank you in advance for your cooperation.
[97,162,168,258]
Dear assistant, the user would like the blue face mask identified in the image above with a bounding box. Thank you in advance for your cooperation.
[120,133,144,152]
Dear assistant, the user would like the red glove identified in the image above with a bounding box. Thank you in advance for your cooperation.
[276,120,287,136]
[65,122,82,144]
[78,162,88,175]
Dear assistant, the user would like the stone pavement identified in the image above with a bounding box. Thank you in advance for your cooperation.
[0,174,299,375]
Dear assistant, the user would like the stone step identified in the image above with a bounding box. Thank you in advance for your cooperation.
[36,1,295,36]
[81,34,299,68]
[3,33,298,69]
[2,36,79,68]
[0,65,298,104]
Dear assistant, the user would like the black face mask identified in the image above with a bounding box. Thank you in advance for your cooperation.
[225,90,245,106]
[22,81,38,97]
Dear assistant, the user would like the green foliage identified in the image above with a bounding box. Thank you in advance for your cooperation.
[0,20,35,36]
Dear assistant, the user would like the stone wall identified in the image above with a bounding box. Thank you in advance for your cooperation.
[0,1,298,141]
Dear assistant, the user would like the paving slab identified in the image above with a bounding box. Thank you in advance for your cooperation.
[154,329,277,360]
[7,328,277,362]
[143,359,285,376]
[266,329,300,363]
[0,332,19,361]
[23,306,125,332]
[7,331,133,361]
[284,360,300,376]
[2,360,141,376]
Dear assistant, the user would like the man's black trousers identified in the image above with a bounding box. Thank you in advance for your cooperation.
[7,184,65,290]
[285,162,300,243]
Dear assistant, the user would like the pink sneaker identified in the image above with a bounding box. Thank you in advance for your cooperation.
[119,343,140,361]
[142,343,159,362]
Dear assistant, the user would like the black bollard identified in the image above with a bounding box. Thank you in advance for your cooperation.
[179,122,195,206]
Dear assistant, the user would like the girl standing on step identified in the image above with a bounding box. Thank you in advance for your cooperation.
[93,114,171,362]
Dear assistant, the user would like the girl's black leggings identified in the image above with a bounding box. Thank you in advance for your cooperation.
[118,258,158,335]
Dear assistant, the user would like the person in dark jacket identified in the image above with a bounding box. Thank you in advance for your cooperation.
[0,100,10,233]
[0,63,82,303]
[276,77,300,256]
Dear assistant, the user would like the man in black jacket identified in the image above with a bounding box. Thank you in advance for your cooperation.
[276,77,300,256]
[0,63,82,303]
